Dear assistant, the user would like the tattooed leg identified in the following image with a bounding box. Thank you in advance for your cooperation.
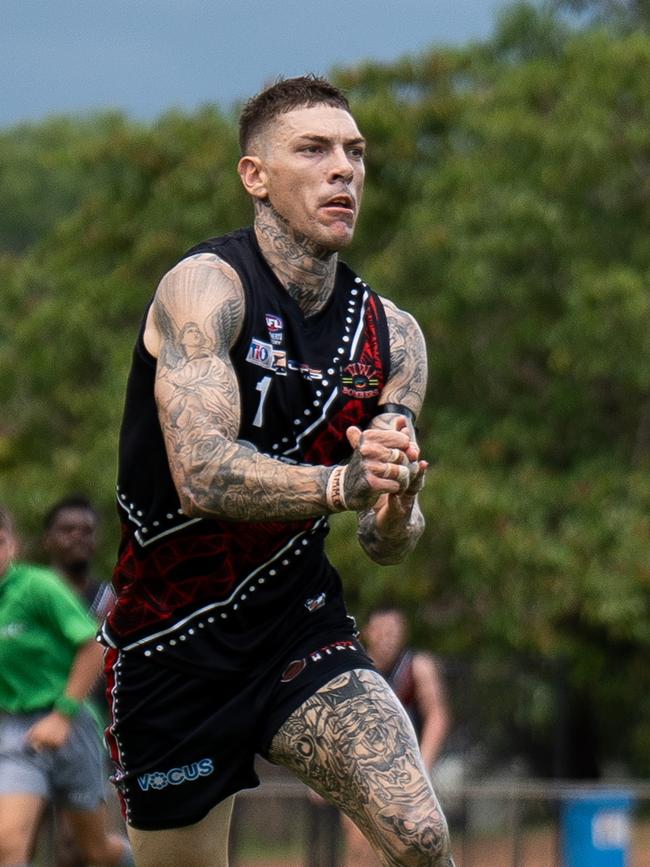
[269,669,455,867]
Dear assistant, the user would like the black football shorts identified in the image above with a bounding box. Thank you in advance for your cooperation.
[103,627,375,830]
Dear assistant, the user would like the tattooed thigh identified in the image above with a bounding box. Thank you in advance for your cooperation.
[269,669,453,867]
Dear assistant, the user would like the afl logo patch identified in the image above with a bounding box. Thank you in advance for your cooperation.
[265,313,284,345]
[281,659,307,683]
[341,362,380,398]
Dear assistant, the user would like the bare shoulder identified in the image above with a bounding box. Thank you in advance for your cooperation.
[412,652,447,702]
[412,651,442,679]
[381,296,422,329]
[379,296,427,416]
[145,252,245,360]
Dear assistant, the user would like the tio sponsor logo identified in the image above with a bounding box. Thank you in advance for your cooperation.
[246,338,274,369]
[137,758,214,792]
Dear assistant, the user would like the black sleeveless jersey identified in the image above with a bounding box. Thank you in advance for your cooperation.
[102,228,391,667]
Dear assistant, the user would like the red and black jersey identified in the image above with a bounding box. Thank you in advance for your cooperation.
[102,228,391,668]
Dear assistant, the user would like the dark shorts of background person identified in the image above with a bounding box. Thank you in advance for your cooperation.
[104,627,376,830]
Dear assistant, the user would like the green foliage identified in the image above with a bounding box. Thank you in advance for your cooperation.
[0,115,119,253]
[552,0,650,31]
[0,107,247,557]
[1,1,649,772]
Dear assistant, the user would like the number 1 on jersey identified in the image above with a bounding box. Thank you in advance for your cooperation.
[253,375,272,428]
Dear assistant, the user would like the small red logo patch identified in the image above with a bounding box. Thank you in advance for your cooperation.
[281,659,307,682]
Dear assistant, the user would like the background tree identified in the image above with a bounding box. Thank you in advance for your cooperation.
[552,0,650,30]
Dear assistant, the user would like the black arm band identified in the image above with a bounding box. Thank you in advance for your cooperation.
[376,403,416,424]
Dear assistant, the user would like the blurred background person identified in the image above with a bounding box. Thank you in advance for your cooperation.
[42,495,113,620]
[364,606,450,771]
[343,605,451,867]
[41,496,117,867]
[0,504,132,867]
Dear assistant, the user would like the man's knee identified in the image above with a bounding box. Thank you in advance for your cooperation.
[380,808,452,867]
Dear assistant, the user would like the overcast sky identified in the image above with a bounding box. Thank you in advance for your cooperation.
[2,0,509,128]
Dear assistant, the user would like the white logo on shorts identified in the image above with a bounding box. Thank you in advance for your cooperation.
[137,758,214,792]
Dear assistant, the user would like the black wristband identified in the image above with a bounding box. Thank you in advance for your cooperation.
[376,403,416,424]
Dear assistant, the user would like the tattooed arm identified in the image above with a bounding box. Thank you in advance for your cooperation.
[356,300,428,564]
[145,254,410,521]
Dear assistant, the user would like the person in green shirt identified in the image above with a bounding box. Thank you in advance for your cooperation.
[0,505,133,867]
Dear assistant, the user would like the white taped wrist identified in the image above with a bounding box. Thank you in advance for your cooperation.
[326,465,348,512]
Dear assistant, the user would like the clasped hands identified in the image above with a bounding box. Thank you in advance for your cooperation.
[342,415,427,511]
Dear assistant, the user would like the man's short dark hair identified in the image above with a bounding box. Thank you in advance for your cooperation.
[367,605,407,621]
[43,495,99,531]
[238,74,351,155]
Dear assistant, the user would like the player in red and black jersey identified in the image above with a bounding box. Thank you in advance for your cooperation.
[102,75,454,867]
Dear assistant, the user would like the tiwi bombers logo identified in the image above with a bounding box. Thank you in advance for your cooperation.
[341,362,380,398]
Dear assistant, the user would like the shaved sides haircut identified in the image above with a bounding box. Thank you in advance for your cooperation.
[238,74,351,154]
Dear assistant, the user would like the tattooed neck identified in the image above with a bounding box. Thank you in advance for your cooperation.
[254,200,337,318]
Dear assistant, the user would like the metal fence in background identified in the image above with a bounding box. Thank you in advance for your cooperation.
[231,775,650,867]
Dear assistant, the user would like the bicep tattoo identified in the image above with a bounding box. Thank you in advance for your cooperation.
[382,300,427,415]
[154,259,244,501]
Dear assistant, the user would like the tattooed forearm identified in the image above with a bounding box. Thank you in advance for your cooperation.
[357,498,425,565]
[187,439,331,521]
[270,669,452,866]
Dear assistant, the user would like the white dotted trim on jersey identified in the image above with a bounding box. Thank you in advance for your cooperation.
[276,279,370,460]
[101,516,328,653]
[116,488,203,547]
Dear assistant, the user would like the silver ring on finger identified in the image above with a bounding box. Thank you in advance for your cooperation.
[382,464,394,479]
[407,460,420,479]
[388,448,402,464]
[397,466,410,487]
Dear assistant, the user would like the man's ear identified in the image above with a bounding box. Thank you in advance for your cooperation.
[238,155,268,200]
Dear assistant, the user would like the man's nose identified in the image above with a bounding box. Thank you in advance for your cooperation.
[328,147,354,182]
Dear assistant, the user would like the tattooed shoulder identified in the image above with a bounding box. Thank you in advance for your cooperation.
[150,253,245,367]
[380,297,427,414]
